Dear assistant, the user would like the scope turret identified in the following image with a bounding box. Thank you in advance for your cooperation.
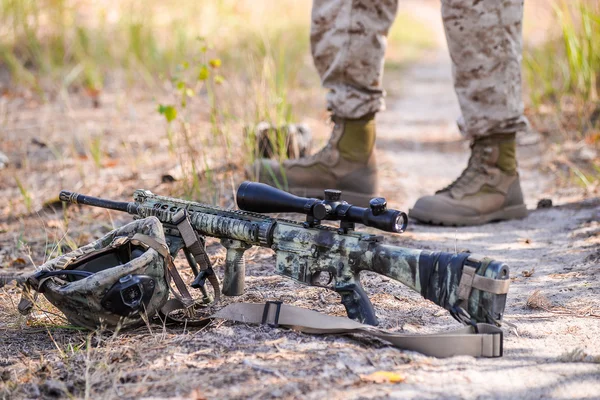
[236,181,407,234]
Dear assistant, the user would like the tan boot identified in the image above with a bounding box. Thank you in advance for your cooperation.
[409,134,528,226]
[248,115,378,206]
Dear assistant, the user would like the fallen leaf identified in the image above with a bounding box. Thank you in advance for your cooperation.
[103,159,119,168]
[46,219,62,229]
[585,131,600,145]
[360,371,405,384]
[522,268,535,277]
[186,389,207,400]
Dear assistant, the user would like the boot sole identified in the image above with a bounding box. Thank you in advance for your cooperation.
[408,204,528,227]
[288,187,374,208]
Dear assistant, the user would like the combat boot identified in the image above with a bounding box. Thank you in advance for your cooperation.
[248,114,378,206]
[409,134,528,226]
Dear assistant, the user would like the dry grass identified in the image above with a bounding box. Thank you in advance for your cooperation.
[558,348,600,363]
[526,290,551,310]
[526,290,600,320]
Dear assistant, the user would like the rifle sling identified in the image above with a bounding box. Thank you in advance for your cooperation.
[131,233,194,308]
[159,301,503,358]
[172,210,221,302]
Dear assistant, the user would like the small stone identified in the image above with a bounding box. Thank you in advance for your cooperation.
[537,198,553,209]
[0,151,8,169]
[161,174,177,183]
[577,146,597,161]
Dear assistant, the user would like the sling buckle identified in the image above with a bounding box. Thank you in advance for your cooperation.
[261,301,283,328]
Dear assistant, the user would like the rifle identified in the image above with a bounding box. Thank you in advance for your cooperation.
[59,182,509,327]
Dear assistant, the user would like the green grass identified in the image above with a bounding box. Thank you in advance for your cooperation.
[14,175,32,213]
[524,0,600,108]
[523,0,600,186]
[0,1,312,92]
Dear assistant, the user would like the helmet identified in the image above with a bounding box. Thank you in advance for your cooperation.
[22,217,171,330]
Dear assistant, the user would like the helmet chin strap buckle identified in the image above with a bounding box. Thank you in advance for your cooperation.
[101,274,156,317]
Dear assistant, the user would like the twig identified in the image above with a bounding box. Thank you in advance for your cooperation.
[242,359,286,379]
[84,334,92,400]
[45,328,66,358]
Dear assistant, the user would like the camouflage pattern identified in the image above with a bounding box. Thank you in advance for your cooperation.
[311,0,397,120]
[272,219,509,325]
[23,217,170,330]
[60,189,510,326]
[220,239,252,296]
[311,0,529,138]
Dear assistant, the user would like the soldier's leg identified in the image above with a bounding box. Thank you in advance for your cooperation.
[410,0,529,226]
[311,0,398,119]
[249,0,398,206]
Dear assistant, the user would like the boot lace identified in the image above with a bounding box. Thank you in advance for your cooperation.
[436,142,492,194]
[299,118,341,163]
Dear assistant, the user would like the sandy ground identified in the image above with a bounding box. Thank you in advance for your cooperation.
[1,2,599,399]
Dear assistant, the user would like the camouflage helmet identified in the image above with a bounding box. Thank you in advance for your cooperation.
[22,217,171,330]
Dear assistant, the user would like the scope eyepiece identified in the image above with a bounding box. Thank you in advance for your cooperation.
[236,181,407,234]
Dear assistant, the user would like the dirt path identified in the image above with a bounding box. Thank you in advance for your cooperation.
[1,2,599,399]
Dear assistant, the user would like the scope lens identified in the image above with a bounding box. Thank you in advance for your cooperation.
[393,212,408,233]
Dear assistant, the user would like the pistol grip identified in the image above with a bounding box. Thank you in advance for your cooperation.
[337,282,379,326]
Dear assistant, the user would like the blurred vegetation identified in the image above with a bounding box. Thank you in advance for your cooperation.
[525,0,600,105]
[0,1,429,108]
[0,1,312,117]
[2,0,597,196]
[523,0,600,187]
[0,0,437,206]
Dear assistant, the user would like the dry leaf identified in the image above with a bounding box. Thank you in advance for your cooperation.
[46,219,62,229]
[185,388,207,400]
[103,159,119,168]
[585,131,600,145]
[360,371,405,384]
[522,268,535,277]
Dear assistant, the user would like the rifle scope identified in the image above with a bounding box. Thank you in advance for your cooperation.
[236,181,407,234]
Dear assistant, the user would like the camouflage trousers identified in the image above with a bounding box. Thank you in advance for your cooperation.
[311,0,529,138]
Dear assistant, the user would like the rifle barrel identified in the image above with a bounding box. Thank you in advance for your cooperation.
[59,191,135,213]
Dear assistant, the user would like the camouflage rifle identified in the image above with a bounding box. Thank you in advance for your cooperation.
[59,182,510,327]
